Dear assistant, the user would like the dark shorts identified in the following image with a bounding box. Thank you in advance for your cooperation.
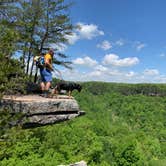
[40,68,52,82]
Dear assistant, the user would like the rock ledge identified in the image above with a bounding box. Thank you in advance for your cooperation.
[0,95,85,128]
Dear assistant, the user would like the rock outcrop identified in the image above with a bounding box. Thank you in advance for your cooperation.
[58,160,87,166]
[0,95,85,128]
[69,160,87,166]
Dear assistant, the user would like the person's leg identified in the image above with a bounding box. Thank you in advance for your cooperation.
[42,82,51,97]
[41,69,52,97]
[40,69,46,94]
[45,81,51,91]
[44,69,52,93]
[40,82,46,96]
[40,82,45,91]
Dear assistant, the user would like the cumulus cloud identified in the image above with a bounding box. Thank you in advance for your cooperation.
[76,22,104,39]
[125,71,136,77]
[64,22,104,45]
[60,67,138,83]
[65,32,80,45]
[102,54,139,67]
[97,40,112,50]
[154,75,166,83]
[59,65,164,83]
[54,50,164,83]
[95,65,108,72]
[89,70,102,77]
[143,69,159,76]
[108,69,121,76]
[72,56,98,67]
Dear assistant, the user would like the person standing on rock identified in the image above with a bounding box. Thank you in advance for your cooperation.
[39,49,54,97]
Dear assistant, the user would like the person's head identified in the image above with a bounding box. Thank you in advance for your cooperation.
[48,49,54,57]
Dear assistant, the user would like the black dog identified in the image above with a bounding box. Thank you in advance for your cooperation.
[52,81,82,97]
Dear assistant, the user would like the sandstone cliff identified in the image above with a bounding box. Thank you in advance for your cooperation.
[0,95,85,128]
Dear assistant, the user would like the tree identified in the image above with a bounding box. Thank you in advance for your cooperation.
[0,0,73,82]
[28,0,73,81]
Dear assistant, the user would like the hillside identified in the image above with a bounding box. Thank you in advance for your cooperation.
[0,82,166,165]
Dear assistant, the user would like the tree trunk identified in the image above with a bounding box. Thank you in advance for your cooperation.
[34,66,38,83]
[26,44,33,75]
[22,42,28,73]
[29,58,35,80]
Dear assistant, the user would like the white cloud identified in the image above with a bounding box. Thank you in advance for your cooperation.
[135,42,146,51]
[65,32,80,45]
[97,40,112,50]
[63,22,104,46]
[95,65,108,72]
[60,67,138,83]
[108,69,121,76]
[143,69,159,76]
[115,39,125,46]
[102,53,139,67]
[50,22,104,49]
[52,43,164,83]
[49,43,67,52]
[125,71,136,77]
[154,75,166,83]
[72,56,98,67]
[59,66,165,83]
[89,70,102,77]
[77,22,104,39]
[60,69,86,81]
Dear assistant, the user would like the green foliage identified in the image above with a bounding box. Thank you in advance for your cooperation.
[0,8,28,94]
[0,0,73,80]
[0,14,28,139]
[0,82,166,165]
[83,81,166,96]
[0,53,27,94]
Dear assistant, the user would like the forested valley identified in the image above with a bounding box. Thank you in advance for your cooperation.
[0,82,166,165]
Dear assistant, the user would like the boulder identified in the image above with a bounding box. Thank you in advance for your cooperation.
[69,161,87,166]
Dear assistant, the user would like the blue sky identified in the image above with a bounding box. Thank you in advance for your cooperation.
[55,0,166,83]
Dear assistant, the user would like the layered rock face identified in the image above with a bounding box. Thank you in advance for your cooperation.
[1,95,85,128]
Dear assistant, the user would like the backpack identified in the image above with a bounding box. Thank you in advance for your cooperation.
[34,56,45,68]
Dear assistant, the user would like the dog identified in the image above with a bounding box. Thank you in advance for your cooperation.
[52,81,82,98]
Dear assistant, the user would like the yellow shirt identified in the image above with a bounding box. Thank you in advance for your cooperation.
[45,53,52,66]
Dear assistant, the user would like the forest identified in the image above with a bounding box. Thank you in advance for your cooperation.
[0,81,166,165]
[0,1,166,165]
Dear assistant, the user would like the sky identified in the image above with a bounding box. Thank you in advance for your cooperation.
[54,0,166,83]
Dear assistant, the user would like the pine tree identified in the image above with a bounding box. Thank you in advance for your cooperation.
[0,0,73,81]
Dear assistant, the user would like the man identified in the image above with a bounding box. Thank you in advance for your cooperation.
[40,49,54,97]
